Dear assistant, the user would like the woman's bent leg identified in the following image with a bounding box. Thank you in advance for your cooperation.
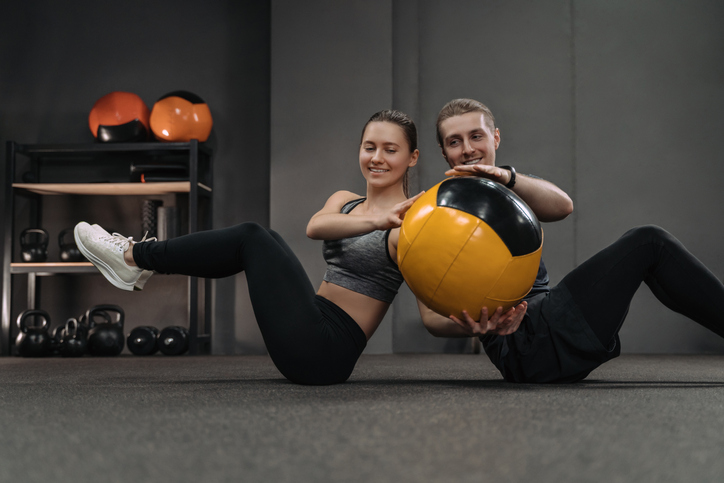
[561,225,724,346]
[133,224,266,278]
[134,223,364,384]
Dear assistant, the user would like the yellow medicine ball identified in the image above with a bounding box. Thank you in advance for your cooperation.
[398,177,543,321]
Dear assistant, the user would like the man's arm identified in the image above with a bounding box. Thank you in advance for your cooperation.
[508,173,573,222]
[446,165,573,222]
[418,299,472,337]
[418,299,528,338]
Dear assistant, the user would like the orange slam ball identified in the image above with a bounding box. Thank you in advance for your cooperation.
[149,91,213,142]
[398,177,543,321]
[88,92,150,142]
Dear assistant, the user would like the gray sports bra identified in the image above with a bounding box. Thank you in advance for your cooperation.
[322,198,404,303]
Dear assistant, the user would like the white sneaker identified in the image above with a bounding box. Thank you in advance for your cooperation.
[74,222,143,291]
[90,224,155,291]
[134,269,154,291]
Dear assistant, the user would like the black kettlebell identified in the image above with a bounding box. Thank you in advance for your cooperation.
[86,305,125,356]
[60,318,88,357]
[77,310,102,331]
[59,228,85,262]
[49,325,66,355]
[20,228,49,262]
[158,326,189,356]
[127,326,160,356]
[15,309,51,357]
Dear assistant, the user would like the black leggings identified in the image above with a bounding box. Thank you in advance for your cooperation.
[561,225,724,347]
[132,223,367,385]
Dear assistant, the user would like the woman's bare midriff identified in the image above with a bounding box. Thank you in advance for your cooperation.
[316,281,391,340]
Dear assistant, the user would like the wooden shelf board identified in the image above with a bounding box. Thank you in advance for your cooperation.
[10,262,97,274]
[11,262,93,267]
[12,182,211,195]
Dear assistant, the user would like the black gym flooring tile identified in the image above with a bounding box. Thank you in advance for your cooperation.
[1,354,723,483]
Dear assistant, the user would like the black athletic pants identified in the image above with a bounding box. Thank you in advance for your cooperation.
[561,225,724,347]
[133,223,723,383]
[132,223,367,385]
[482,225,724,383]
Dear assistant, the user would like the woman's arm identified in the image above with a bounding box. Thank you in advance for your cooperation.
[307,191,425,241]
[418,298,528,337]
[306,191,377,240]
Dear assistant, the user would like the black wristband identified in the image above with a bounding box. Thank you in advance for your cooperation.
[499,165,516,189]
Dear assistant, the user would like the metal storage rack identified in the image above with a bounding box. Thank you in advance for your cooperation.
[2,140,213,356]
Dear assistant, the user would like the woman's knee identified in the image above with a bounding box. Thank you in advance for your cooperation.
[229,222,266,236]
[622,225,675,245]
[224,222,273,246]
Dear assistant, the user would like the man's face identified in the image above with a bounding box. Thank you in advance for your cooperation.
[438,112,500,169]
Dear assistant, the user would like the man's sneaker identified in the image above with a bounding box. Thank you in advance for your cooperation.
[74,222,143,291]
[90,224,155,291]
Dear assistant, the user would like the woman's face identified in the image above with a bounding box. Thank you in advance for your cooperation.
[359,121,419,190]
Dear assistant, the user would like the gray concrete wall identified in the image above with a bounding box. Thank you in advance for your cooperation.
[574,0,724,352]
[271,0,724,354]
[270,0,396,354]
[2,0,722,355]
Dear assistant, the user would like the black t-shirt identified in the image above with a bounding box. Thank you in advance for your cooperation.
[526,259,550,299]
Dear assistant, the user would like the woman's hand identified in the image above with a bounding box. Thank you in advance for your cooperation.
[376,191,425,230]
[444,164,512,185]
[449,301,527,337]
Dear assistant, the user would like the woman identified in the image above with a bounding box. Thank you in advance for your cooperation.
[420,98,724,383]
[75,110,422,385]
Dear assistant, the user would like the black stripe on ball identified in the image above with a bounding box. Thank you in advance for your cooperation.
[437,177,542,256]
[157,90,206,104]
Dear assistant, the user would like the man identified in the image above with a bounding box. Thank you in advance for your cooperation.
[418,98,572,341]
[417,98,724,383]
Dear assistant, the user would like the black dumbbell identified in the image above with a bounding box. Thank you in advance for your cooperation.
[127,326,160,356]
[158,326,189,356]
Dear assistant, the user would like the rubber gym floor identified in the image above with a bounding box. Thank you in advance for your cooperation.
[1,353,723,483]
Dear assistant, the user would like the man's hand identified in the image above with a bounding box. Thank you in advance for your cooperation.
[444,164,511,185]
[449,301,528,337]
